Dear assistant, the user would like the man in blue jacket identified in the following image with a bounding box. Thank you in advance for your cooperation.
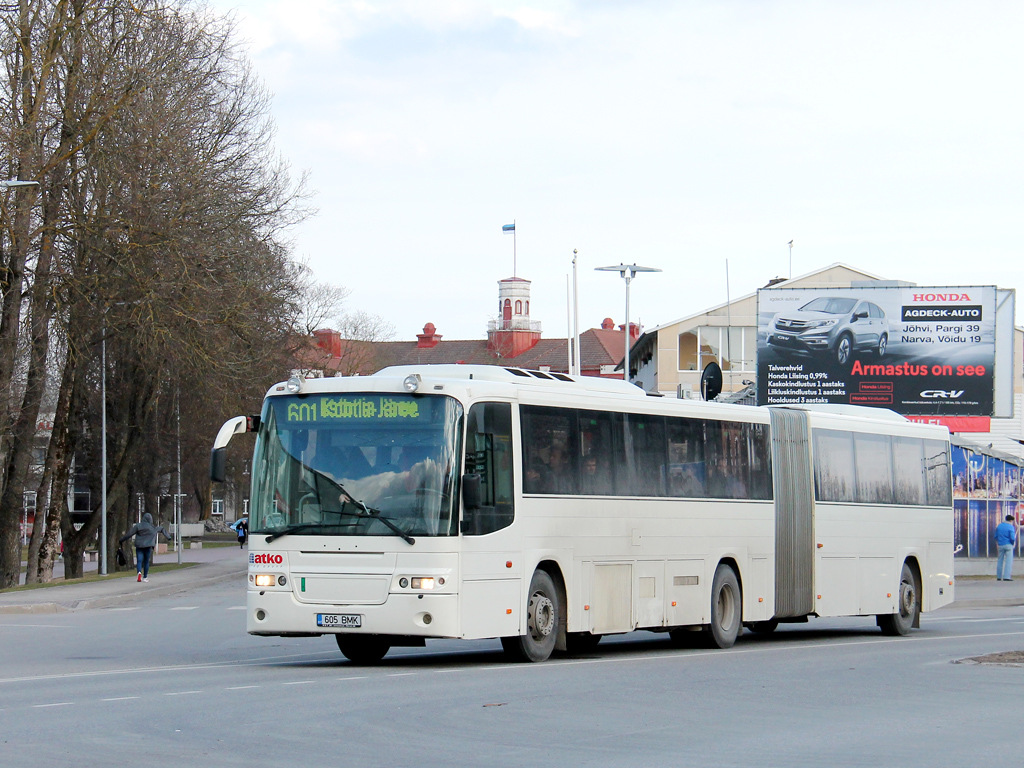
[994,514,1017,581]
[119,513,169,583]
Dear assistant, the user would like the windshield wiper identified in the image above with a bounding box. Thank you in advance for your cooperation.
[263,494,416,545]
[264,522,334,543]
[339,491,416,545]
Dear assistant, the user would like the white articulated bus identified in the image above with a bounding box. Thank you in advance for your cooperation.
[210,364,954,663]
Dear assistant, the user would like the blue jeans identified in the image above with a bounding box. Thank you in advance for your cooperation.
[137,546,153,578]
[996,543,1014,580]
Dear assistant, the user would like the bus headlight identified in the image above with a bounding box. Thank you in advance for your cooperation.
[254,574,276,587]
[411,577,435,590]
[286,374,304,394]
[403,374,421,392]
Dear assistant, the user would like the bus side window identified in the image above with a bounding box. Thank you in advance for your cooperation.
[464,402,515,535]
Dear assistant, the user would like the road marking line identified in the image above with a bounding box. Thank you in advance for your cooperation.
[936,617,1024,624]
[282,681,315,685]
[5,626,1022,688]
[169,607,198,611]
[102,697,140,701]
[387,673,416,677]
[227,606,246,610]
[165,691,202,696]
[34,702,72,708]
[227,686,261,690]
[0,623,67,628]
[0,650,342,685]
[106,607,139,612]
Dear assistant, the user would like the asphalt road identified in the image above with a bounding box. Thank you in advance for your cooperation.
[2,577,1022,768]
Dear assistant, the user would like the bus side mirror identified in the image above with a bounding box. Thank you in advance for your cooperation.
[210,448,227,483]
[209,415,257,483]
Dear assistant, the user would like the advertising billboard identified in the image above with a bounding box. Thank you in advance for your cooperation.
[756,285,1014,417]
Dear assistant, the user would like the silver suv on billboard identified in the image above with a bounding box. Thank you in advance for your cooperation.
[767,296,889,365]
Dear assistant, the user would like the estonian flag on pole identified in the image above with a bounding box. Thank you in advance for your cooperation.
[502,223,515,233]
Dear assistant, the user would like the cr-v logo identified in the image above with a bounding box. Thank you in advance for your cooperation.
[249,553,283,564]
[921,390,965,398]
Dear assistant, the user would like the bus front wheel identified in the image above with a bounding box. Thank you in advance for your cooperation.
[501,570,560,662]
[704,563,742,648]
[336,634,391,664]
[877,561,919,636]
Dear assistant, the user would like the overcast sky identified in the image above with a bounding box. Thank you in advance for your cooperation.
[207,0,1024,341]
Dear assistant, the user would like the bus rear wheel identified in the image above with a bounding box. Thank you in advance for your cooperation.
[704,564,742,648]
[878,561,918,636]
[502,570,560,662]
[336,634,391,664]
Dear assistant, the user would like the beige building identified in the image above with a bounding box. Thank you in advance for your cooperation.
[629,262,1024,458]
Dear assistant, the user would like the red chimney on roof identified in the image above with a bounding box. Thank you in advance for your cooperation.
[416,323,442,349]
[601,317,615,330]
[617,321,641,340]
[313,328,341,357]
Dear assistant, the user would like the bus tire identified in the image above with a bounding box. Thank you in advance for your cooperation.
[704,563,742,649]
[749,619,779,634]
[336,634,391,664]
[878,561,918,636]
[502,570,559,662]
[565,632,602,654]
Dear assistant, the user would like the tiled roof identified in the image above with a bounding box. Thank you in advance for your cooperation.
[309,327,631,376]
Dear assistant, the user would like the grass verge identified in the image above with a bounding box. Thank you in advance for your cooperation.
[4,562,196,593]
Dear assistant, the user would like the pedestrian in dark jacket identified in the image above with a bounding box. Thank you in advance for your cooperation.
[119,513,169,583]
[235,517,248,548]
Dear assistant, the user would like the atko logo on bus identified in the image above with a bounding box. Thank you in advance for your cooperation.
[249,553,283,565]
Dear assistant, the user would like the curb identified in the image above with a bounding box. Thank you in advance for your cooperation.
[0,565,247,615]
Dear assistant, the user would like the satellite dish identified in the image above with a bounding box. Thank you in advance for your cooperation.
[701,362,723,401]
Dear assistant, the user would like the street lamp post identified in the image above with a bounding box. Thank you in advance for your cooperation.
[595,263,661,384]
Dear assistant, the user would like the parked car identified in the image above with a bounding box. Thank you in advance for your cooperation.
[767,297,888,365]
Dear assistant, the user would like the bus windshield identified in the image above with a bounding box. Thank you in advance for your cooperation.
[250,393,463,538]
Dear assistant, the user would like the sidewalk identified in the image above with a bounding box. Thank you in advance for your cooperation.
[1,544,248,614]
[2,548,1022,614]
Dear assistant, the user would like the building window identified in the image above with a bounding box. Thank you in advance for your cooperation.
[515,300,522,314]
[680,327,757,373]
[678,332,698,370]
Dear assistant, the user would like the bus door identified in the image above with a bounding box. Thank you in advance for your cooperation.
[459,402,521,639]
[768,407,815,619]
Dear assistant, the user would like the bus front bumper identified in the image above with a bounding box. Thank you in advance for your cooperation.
[246,589,460,639]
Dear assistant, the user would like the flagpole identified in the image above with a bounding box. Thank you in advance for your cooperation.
[513,219,517,278]
[572,249,581,375]
[566,274,573,373]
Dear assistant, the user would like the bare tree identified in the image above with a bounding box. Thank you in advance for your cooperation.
[2,1,312,586]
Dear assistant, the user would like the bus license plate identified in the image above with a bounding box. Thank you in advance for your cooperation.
[317,613,361,628]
